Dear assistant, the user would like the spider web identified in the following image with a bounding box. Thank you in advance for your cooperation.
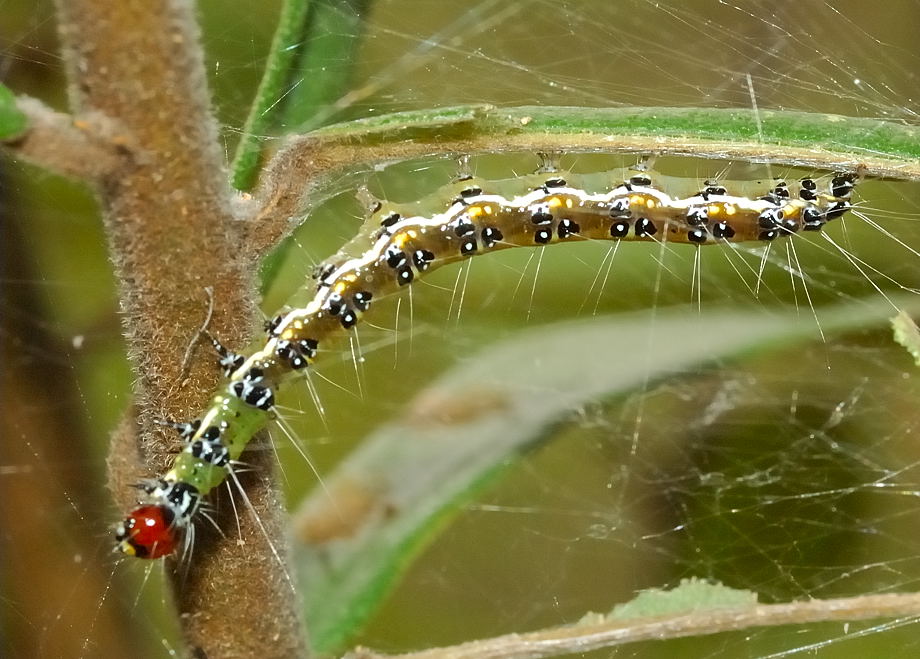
[2,1,920,657]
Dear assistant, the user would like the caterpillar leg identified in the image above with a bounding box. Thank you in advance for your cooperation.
[356,184,383,218]
[455,154,474,182]
[203,330,245,376]
[535,150,561,174]
[155,418,201,440]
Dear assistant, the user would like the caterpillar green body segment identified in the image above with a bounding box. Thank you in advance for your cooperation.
[165,394,270,493]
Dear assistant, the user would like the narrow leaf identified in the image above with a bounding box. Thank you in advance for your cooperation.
[0,84,28,140]
[280,0,374,132]
[607,578,757,620]
[303,105,920,179]
[231,0,314,191]
[892,309,920,366]
[294,296,918,653]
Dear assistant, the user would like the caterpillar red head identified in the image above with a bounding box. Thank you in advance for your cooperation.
[114,478,200,558]
[114,504,179,559]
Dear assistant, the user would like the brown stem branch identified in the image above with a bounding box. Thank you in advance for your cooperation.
[1,95,132,180]
[52,0,306,656]
[349,592,920,659]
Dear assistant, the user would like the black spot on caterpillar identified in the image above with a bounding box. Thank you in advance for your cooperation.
[114,162,859,559]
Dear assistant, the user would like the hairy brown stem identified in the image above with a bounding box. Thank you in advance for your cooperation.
[1,95,131,180]
[350,592,920,659]
[52,1,306,656]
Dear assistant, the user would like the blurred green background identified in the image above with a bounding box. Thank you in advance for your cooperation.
[3,1,920,657]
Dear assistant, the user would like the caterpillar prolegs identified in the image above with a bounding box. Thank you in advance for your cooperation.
[114,160,859,559]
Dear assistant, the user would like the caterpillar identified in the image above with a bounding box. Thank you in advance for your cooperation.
[113,161,859,559]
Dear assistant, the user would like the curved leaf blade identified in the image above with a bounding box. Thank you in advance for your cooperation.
[294,296,916,653]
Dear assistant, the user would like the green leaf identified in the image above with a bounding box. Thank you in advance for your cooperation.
[0,83,28,140]
[231,0,374,191]
[280,0,374,133]
[230,0,314,191]
[498,106,920,162]
[306,103,496,141]
[892,310,920,366]
[302,105,920,179]
[294,295,919,653]
[607,578,757,620]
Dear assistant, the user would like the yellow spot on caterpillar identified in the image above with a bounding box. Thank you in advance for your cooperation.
[548,197,563,208]
[468,206,483,217]
[709,204,720,215]
[725,205,737,216]
[645,199,656,209]
[394,230,417,248]
[629,195,642,205]
[565,198,574,209]
[484,205,493,215]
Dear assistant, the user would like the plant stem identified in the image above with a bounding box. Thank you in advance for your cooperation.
[230,0,314,191]
[349,591,920,659]
[1,95,129,180]
[52,0,307,656]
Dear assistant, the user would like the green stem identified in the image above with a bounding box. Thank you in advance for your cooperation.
[230,0,313,191]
